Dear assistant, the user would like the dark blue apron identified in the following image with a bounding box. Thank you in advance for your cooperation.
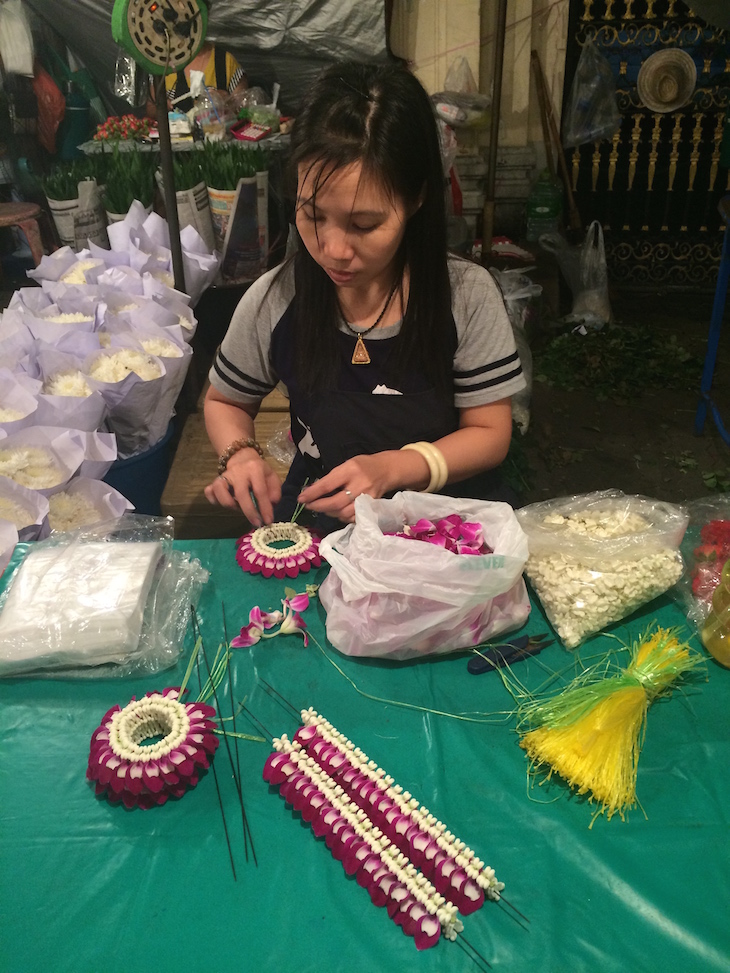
[269,303,516,529]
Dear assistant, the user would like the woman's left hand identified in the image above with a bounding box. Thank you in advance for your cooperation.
[296,453,395,523]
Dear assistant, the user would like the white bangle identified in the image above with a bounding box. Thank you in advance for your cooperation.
[400,441,448,493]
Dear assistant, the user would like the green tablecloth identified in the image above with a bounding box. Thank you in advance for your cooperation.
[0,538,728,973]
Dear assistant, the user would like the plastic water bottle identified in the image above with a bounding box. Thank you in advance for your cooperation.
[525,169,563,242]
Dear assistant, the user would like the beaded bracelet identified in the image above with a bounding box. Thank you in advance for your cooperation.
[217,437,264,475]
[400,441,448,493]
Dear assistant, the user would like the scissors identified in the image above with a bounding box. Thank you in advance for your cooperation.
[467,633,554,675]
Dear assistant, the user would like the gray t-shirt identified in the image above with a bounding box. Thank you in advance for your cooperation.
[209,254,526,408]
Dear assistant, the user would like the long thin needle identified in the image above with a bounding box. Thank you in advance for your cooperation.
[190,609,237,880]
[258,677,300,718]
[222,601,249,860]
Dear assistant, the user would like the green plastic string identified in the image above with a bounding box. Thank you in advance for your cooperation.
[310,632,516,724]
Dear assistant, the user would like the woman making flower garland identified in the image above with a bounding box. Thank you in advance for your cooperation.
[204,61,525,532]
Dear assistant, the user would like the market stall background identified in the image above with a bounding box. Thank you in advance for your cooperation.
[0,538,728,973]
[23,0,390,118]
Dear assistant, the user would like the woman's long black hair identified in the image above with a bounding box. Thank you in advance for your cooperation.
[288,61,455,397]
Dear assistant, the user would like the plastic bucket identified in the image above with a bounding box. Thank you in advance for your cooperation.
[102,421,175,515]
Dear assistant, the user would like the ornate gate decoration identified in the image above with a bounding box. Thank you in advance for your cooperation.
[565,0,730,287]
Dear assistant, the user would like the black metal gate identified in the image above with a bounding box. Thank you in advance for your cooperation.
[564,0,730,288]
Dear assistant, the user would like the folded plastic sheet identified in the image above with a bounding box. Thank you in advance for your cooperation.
[0,540,161,672]
[0,538,728,973]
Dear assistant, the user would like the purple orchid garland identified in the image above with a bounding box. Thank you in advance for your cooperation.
[263,709,504,952]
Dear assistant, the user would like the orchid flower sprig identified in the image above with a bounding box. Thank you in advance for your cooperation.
[231,586,318,649]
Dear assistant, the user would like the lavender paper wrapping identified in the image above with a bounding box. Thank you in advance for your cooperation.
[33,348,107,432]
[0,367,41,395]
[27,247,79,283]
[68,430,117,480]
[141,275,192,307]
[127,326,191,429]
[96,265,146,294]
[180,224,220,304]
[23,309,96,343]
[0,426,86,496]
[83,342,167,458]
[48,476,133,533]
[0,476,50,541]
[0,521,18,576]
[8,287,52,315]
[0,381,38,434]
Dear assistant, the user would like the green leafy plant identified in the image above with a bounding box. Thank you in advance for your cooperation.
[101,147,157,213]
[170,151,206,192]
[702,469,730,492]
[199,142,269,190]
[42,155,108,201]
[534,325,701,402]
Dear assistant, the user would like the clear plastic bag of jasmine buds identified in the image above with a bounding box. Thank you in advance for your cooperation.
[0,514,208,678]
[516,490,688,648]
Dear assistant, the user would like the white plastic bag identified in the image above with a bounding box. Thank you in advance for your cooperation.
[0,0,34,77]
[0,514,209,677]
[540,220,612,329]
[319,492,530,661]
[517,490,688,648]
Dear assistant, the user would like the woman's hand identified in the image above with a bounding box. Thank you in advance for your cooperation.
[297,452,396,523]
[204,451,282,527]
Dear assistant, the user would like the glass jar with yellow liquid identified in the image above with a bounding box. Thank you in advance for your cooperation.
[700,558,730,667]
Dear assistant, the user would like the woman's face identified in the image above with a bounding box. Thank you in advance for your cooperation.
[296,160,410,290]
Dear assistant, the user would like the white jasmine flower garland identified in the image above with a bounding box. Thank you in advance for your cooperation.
[264,709,505,952]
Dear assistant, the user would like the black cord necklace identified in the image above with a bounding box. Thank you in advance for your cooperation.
[339,279,399,365]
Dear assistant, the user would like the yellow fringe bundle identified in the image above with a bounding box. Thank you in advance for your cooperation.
[518,627,703,822]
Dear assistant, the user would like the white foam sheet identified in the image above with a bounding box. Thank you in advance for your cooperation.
[0,540,162,673]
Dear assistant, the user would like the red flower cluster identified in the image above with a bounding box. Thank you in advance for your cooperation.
[691,519,730,601]
[93,114,152,141]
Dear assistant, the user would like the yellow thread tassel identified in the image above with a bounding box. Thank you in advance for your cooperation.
[518,627,703,822]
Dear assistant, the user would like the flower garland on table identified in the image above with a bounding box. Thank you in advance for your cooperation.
[515,626,704,823]
[236,523,322,580]
[87,618,266,813]
[87,687,219,809]
[263,709,505,952]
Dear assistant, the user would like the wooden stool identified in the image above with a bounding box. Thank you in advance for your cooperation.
[0,201,44,266]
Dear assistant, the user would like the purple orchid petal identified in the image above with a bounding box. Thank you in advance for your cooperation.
[230,624,262,648]
[285,593,310,613]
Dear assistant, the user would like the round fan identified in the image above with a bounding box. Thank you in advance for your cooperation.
[111,0,208,76]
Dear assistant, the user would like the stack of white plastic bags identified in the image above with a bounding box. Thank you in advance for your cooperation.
[0,199,220,570]
[0,514,209,677]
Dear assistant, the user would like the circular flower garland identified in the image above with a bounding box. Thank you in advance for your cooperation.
[236,522,321,579]
[87,687,219,809]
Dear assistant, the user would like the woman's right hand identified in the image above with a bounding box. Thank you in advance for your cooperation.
[204,451,282,527]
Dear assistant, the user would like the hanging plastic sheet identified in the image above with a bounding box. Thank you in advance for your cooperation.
[25,0,388,115]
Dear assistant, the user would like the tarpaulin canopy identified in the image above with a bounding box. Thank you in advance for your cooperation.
[25,0,389,115]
